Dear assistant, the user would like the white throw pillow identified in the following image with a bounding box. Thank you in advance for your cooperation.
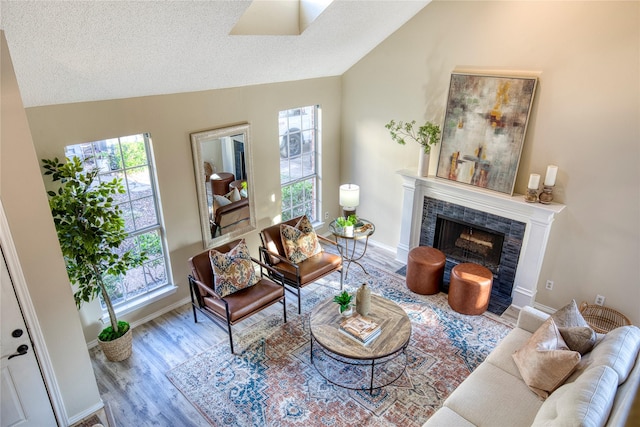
[225,187,241,202]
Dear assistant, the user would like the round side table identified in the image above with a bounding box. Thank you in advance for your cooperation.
[329,218,375,279]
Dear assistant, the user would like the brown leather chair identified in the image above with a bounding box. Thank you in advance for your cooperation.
[259,216,343,314]
[211,197,251,237]
[188,239,286,353]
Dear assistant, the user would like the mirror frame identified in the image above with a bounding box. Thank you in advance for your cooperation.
[190,123,256,249]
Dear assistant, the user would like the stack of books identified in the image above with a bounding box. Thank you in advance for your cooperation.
[339,314,381,345]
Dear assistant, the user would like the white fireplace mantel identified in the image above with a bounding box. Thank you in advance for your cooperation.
[397,170,565,309]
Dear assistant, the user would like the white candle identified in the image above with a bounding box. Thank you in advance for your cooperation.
[544,165,558,186]
[528,173,540,189]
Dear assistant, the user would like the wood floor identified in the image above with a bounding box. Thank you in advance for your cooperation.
[87,243,514,427]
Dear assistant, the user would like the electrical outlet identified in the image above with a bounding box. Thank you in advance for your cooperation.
[324,211,329,220]
[545,280,554,290]
[595,295,605,306]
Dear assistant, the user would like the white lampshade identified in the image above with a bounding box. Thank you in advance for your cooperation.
[339,184,360,208]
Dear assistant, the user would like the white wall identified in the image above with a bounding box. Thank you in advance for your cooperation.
[341,1,640,323]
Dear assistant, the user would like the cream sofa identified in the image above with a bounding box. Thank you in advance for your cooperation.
[424,306,640,427]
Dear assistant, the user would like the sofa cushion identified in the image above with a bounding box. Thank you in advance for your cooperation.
[443,362,543,426]
[559,326,597,355]
[423,406,475,427]
[532,365,618,427]
[485,327,533,379]
[513,317,581,399]
[209,239,258,297]
[280,215,321,263]
[571,325,640,385]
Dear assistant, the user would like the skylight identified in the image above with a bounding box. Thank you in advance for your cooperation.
[231,0,334,35]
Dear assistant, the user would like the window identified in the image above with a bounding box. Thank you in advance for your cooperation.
[64,133,171,311]
[279,105,319,221]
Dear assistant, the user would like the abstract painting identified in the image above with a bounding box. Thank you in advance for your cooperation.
[436,73,537,195]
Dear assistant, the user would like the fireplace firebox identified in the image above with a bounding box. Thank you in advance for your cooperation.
[434,216,505,273]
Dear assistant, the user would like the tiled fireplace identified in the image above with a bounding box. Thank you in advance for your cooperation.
[397,170,565,309]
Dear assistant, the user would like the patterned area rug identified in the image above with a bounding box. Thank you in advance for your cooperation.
[167,262,511,426]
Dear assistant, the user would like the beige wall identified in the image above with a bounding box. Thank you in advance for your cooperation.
[26,78,344,340]
[1,32,102,421]
[342,1,640,323]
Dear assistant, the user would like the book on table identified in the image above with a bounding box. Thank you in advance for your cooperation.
[339,314,381,344]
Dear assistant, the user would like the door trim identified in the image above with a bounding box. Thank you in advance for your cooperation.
[0,199,66,425]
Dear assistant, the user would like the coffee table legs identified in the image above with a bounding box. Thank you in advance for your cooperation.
[309,334,408,394]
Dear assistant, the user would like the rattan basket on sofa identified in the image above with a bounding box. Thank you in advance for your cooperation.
[579,301,632,333]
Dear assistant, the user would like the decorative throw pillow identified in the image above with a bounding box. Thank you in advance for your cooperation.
[551,299,596,354]
[280,215,321,263]
[512,317,581,399]
[213,194,231,207]
[551,299,590,328]
[209,239,258,298]
[224,187,241,202]
[558,326,597,355]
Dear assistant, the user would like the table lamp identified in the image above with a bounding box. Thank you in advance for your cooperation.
[339,184,359,217]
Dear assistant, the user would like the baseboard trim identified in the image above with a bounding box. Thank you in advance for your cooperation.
[67,401,105,426]
[87,296,191,349]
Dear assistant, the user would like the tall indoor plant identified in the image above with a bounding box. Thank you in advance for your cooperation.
[42,156,146,361]
[386,119,441,176]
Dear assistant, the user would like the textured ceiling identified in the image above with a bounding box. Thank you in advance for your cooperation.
[0,1,430,108]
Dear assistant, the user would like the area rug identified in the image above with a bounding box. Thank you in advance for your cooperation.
[166,263,511,426]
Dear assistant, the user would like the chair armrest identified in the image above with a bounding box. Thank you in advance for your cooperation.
[259,246,286,263]
[188,274,223,301]
[317,234,338,246]
[251,257,286,287]
[258,246,300,271]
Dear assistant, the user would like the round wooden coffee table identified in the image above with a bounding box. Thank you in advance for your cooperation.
[309,294,411,393]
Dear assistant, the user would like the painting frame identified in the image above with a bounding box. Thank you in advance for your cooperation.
[436,72,538,195]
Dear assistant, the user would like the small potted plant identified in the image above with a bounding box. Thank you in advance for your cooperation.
[333,291,354,317]
[335,214,358,237]
[386,119,441,176]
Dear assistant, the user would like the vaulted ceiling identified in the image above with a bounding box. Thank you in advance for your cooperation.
[0,1,430,108]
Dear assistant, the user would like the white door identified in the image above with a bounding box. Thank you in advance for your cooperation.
[1,246,58,427]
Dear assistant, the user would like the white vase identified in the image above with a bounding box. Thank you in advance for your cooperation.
[418,149,430,177]
[339,306,353,317]
[344,225,354,237]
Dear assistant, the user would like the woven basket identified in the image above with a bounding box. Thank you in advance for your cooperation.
[98,327,133,362]
[579,302,632,334]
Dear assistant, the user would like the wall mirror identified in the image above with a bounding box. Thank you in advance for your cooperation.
[191,123,256,249]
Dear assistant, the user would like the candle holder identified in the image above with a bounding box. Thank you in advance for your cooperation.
[538,185,554,204]
[525,188,539,203]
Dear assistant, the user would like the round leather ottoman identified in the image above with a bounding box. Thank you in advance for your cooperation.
[448,263,493,315]
[406,246,446,295]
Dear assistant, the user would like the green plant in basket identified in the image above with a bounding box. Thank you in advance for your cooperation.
[42,156,147,360]
[333,291,354,313]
